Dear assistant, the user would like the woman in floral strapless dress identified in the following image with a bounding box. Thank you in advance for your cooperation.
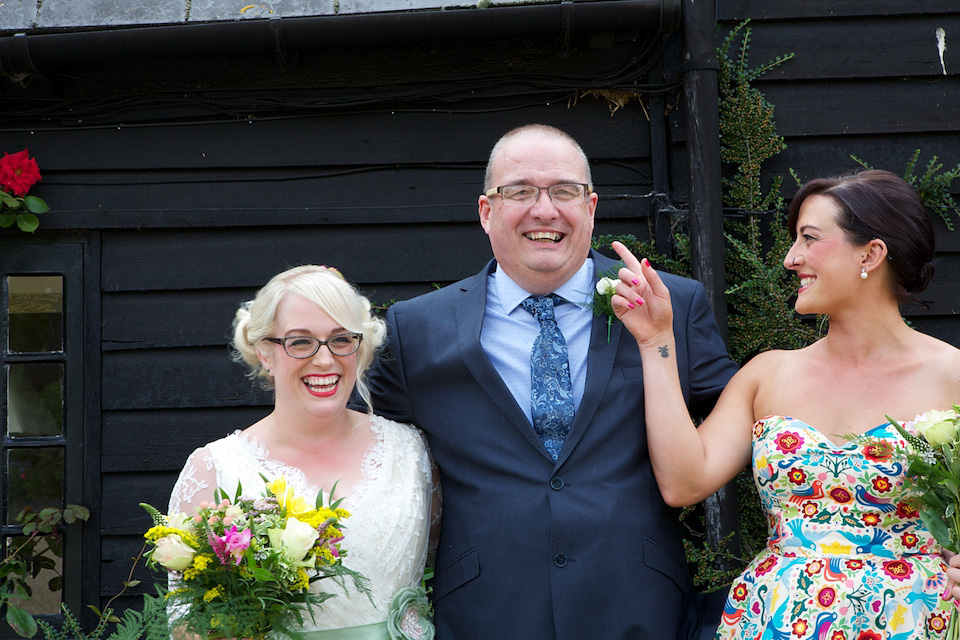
[609,170,960,639]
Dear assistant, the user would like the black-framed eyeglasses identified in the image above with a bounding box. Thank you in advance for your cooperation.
[262,333,363,358]
[484,183,592,207]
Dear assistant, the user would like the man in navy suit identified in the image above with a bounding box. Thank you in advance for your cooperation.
[365,124,738,639]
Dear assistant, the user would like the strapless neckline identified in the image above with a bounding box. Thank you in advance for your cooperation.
[757,414,895,448]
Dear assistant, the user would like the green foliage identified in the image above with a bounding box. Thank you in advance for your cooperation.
[680,473,769,592]
[0,193,49,234]
[852,148,960,231]
[34,588,172,640]
[1,504,90,638]
[718,20,794,213]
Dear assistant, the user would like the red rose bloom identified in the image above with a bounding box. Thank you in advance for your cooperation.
[0,149,42,197]
[881,559,913,581]
[857,632,882,640]
[861,513,880,526]
[787,468,807,485]
[775,431,804,454]
[871,476,892,493]
[830,631,846,640]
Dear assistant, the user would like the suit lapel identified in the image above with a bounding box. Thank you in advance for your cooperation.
[557,251,624,466]
[454,261,550,456]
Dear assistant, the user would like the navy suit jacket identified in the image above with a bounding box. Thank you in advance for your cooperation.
[365,250,738,640]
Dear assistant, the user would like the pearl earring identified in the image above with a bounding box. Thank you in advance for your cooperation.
[860,267,868,280]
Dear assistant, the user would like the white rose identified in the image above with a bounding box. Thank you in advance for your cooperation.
[596,277,619,296]
[268,517,319,563]
[166,512,197,535]
[913,409,960,446]
[152,534,196,571]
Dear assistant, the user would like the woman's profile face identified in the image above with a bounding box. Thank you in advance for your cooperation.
[783,194,864,315]
[259,293,359,422]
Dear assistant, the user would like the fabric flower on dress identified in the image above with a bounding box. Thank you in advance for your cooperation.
[386,585,434,640]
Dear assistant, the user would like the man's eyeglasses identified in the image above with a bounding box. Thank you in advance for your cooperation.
[485,183,592,207]
[262,334,363,358]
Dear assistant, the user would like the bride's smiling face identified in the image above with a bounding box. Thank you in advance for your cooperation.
[258,293,358,421]
[783,194,866,315]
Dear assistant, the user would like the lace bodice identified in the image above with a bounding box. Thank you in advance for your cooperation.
[168,415,438,631]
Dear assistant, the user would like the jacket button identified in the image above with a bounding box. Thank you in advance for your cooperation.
[554,553,568,567]
[550,476,564,490]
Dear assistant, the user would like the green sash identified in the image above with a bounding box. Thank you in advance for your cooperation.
[300,622,390,640]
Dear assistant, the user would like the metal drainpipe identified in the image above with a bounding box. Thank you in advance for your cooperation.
[0,0,681,74]
[681,0,740,566]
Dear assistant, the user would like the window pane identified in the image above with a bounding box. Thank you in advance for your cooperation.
[6,363,64,437]
[3,536,63,615]
[7,448,64,524]
[7,276,64,353]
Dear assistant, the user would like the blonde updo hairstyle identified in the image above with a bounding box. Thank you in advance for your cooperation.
[231,265,387,412]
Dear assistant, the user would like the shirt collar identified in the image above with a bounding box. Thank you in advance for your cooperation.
[493,258,595,314]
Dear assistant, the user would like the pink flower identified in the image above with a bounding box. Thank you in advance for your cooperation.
[223,526,252,565]
[0,149,42,197]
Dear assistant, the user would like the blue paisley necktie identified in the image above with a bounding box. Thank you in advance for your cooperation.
[521,294,575,460]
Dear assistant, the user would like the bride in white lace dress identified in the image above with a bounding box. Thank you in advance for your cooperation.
[168,265,439,640]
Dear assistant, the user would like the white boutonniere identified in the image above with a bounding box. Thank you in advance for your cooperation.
[582,264,623,343]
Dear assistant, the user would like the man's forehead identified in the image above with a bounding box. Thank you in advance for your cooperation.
[492,135,586,179]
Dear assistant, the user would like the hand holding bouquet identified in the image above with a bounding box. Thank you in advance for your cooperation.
[142,476,368,640]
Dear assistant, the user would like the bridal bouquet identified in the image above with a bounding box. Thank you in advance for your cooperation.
[141,476,368,640]
[887,407,960,638]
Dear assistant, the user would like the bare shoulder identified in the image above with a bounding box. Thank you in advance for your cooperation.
[913,331,960,381]
[737,346,806,382]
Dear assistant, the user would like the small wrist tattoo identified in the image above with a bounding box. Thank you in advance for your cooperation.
[658,345,669,358]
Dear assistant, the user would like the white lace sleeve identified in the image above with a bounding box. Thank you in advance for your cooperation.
[168,446,220,516]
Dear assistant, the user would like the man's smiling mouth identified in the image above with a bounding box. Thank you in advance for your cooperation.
[525,231,563,243]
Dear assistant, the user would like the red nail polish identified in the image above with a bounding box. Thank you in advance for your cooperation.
[632,278,639,285]
[637,298,644,306]
[627,302,635,309]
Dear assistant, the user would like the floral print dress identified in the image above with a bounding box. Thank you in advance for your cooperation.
[715,415,954,640]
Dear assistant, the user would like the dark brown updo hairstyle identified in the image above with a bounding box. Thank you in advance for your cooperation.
[786,169,935,306]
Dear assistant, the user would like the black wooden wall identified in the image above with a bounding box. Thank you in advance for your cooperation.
[716,0,960,343]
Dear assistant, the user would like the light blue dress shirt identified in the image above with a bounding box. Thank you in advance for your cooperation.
[480,259,595,425]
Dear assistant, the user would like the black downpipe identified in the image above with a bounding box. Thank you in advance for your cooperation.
[1,0,681,75]
[681,0,740,566]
